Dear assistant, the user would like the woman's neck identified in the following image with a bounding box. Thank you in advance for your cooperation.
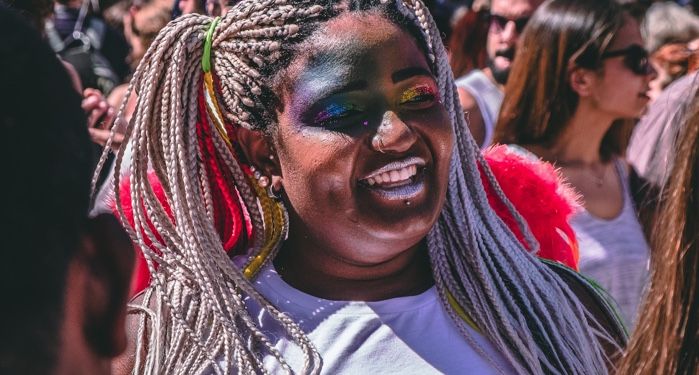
[535,105,616,166]
[273,237,434,302]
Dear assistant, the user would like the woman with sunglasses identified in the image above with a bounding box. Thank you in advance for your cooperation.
[495,0,656,329]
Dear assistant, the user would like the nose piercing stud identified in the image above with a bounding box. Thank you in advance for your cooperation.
[377,138,387,154]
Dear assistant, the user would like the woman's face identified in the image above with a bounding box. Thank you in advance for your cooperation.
[591,16,656,119]
[271,12,453,264]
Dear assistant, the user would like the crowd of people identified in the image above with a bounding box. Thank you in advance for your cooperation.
[1,0,698,374]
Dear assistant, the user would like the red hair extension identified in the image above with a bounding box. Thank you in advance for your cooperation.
[115,85,253,295]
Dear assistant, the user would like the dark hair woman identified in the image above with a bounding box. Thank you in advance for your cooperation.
[104,1,626,374]
[495,0,656,329]
[617,85,699,375]
[448,8,489,80]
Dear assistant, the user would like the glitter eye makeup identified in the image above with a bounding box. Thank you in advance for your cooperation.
[313,102,364,128]
[399,85,438,105]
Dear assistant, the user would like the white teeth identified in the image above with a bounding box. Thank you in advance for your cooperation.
[399,167,410,180]
[363,164,419,186]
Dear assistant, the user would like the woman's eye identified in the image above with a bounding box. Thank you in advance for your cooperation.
[400,86,438,106]
[313,103,364,129]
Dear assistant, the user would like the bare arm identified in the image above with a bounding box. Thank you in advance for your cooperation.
[457,87,486,147]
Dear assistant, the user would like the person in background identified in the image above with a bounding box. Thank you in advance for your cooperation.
[454,0,543,148]
[496,0,656,328]
[46,0,130,94]
[0,5,134,374]
[628,71,699,187]
[448,5,489,88]
[89,0,170,214]
[617,89,699,375]
[642,1,699,101]
[175,0,206,17]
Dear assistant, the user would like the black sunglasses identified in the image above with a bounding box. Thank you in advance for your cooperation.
[488,14,530,34]
[601,44,652,75]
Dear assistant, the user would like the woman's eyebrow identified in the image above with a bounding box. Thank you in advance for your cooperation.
[392,66,433,83]
[325,80,368,97]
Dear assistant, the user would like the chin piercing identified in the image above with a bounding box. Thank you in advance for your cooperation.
[405,201,411,206]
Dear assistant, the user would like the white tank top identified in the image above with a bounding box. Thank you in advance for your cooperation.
[455,70,504,149]
[571,159,650,328]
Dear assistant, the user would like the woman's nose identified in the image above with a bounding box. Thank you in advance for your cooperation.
[371,111,417,154]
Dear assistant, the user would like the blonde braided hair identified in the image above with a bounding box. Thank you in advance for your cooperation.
[96,0,621,373]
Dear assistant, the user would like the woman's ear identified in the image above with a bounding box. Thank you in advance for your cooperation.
[235,126,281,180]
[569,67,596,97]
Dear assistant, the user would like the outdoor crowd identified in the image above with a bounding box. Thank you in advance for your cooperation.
[1,0,698,374]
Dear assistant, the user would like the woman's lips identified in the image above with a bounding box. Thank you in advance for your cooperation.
[365,164,418,187]
[360,157,425,183]
[359,156,427,200]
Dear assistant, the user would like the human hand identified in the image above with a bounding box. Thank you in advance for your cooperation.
[82,88,116,130]
[88,128,125,152]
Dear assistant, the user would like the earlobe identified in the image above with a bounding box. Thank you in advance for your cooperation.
[569,68,594,97]
[235,126,282,180]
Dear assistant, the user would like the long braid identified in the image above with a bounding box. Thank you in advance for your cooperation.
[393,1,620,373]
[98,0,619,373]
[104,5,326,374]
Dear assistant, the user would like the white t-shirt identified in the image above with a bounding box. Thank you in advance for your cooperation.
[237,260,515,374]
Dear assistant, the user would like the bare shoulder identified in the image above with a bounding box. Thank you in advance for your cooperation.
[457,86,479,112]
[457,87,486,146]
[112,291,154,375]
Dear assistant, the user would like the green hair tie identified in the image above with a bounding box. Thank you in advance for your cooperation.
[202,17,221,73]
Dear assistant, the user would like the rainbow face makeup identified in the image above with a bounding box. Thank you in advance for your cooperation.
[399,84,438,105]
[314,102,364,128]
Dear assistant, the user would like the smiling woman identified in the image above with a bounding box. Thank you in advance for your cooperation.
[103,1,625,374]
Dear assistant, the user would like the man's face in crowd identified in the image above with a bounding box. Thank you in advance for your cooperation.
[486,0,542,85]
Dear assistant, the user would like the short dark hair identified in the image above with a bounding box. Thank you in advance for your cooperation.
[0,5,93,374]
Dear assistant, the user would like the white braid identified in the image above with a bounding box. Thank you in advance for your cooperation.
[94,1,620,374]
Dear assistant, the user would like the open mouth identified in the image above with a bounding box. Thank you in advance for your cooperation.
[359,157,427,200]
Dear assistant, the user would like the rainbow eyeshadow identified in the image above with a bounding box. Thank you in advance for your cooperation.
[400,85,437,104]
[314,102,360,125]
